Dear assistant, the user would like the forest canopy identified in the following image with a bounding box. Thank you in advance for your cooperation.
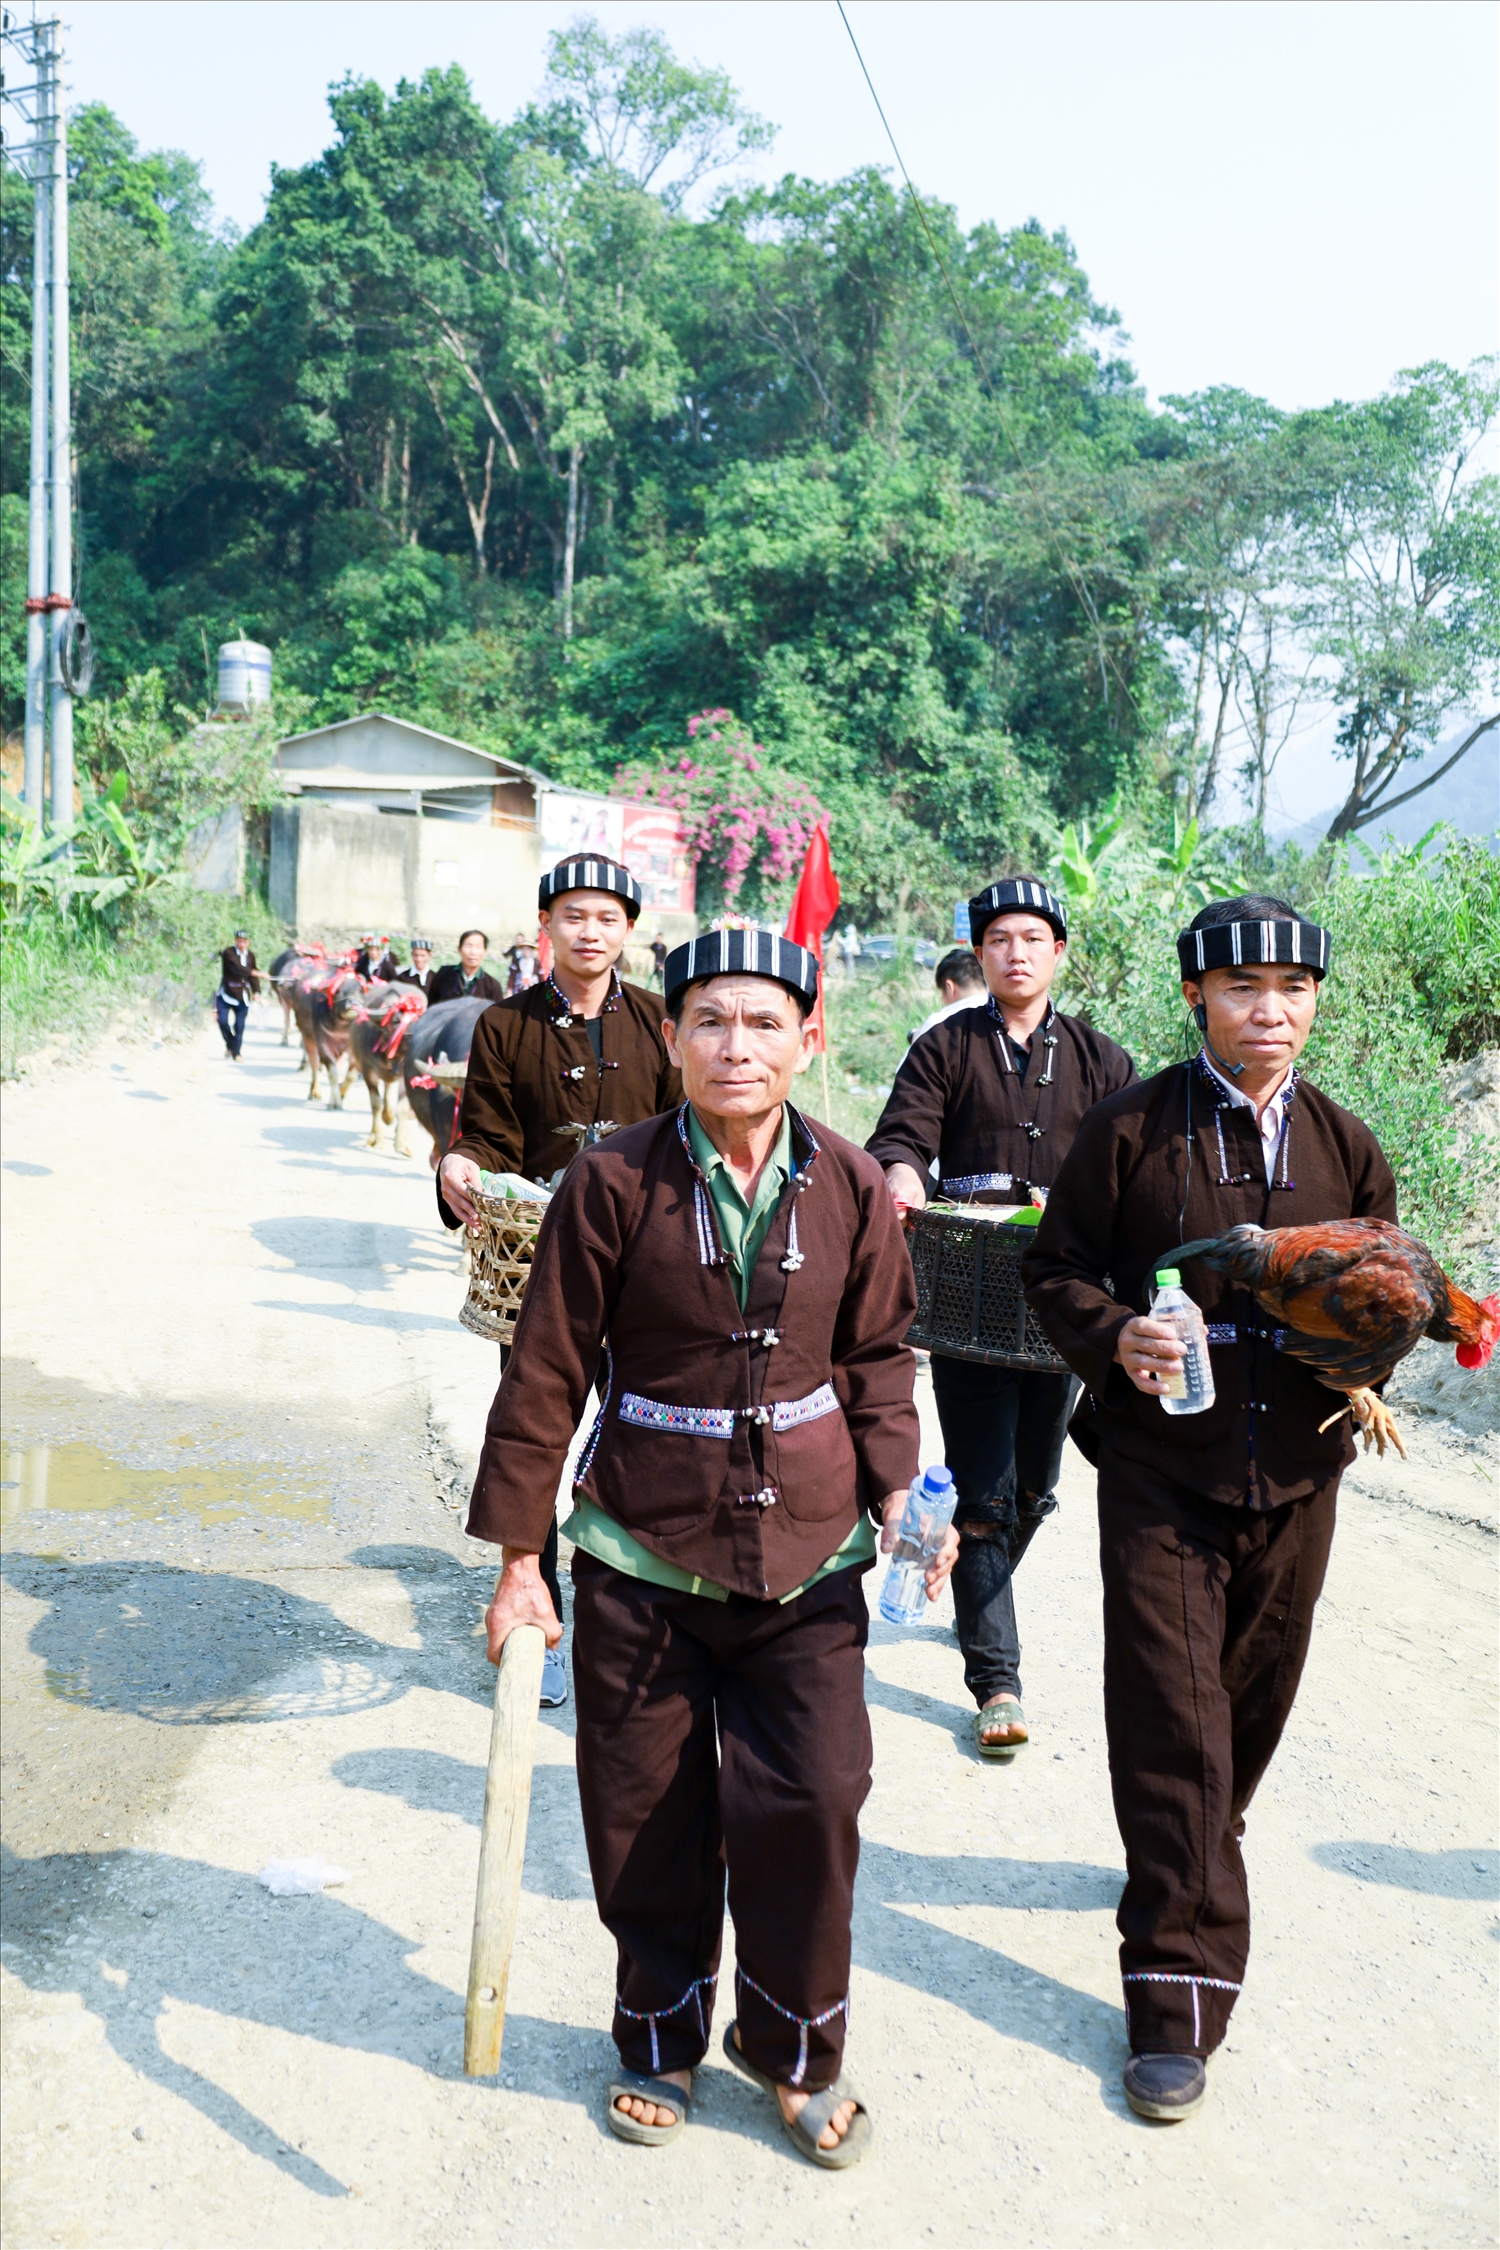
[2,19,1496,920]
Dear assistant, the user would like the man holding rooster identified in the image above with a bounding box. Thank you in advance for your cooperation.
[1023,892,1497,2122]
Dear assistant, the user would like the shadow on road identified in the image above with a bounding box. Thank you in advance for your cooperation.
[1308,1840,1498,1900]
[1,1545,495,1725]
[0,1842,599,2197]
[256,1299,460,1335]
[251,1216,451,1282]
[327,1740,1126,2091]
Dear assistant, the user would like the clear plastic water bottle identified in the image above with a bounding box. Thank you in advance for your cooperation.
[878,1465,958,1626]
[1152,1267,1216,1416]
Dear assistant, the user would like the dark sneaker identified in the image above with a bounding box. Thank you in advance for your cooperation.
[1123,2052,1207,2120]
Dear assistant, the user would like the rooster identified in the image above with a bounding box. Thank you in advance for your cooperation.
[1167,1219,1500,1459]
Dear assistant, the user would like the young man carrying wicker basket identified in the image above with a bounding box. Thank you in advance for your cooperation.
[438,857,682,1706]
[866,879,1135,1760]
[468,927,955,2164]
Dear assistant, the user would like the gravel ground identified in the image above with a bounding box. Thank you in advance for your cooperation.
[1,1010,1496,2249]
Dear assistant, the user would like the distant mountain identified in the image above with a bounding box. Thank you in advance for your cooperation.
[1273,724,1499,851]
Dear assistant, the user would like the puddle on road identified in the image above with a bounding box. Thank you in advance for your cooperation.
[1,1437,328,1541]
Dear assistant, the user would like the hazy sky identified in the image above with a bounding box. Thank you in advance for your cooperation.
[60,0,1497,414]
[48,1,1500,825]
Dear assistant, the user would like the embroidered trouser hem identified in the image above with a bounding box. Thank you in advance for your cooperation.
[571,1551,872,2087]
[1097,1451,1337,2055]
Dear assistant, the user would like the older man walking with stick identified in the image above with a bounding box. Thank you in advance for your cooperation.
[466,926,955,2165]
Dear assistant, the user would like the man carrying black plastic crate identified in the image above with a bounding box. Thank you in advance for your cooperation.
[866,878,1135,1760]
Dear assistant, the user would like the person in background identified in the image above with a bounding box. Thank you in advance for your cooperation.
[430,930,507,1005]
[650,933,668,987]
[505,930,539,995]
[355,932,395,981]
[394,939,434,1000]
[908,947,989,1044]
[836,924,862,979]
[437,859,683,1710]
[866,878,1135,1762]
[215,929,261,1061]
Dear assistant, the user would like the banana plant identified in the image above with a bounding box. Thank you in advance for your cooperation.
[1052,806,1132,907]
[80,770,188,900]
[1,774,186,925]
[0,792,129,923]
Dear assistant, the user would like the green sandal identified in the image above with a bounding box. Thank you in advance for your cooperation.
[721,2023,871,2170]
[606,2069,690,2146]
[974,1699,1028,1761]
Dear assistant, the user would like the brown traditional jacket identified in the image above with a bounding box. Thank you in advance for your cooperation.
[866,1001,1136,1202]
[430,964,507,1006]
[466,1105,920,1599]
[439,973,681,1224]
[1020,1057,1399,1508]
[217,946,260,1003]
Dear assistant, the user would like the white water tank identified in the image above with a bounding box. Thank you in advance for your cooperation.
[217,638,272,715]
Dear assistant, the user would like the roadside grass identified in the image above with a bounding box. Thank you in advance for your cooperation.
[820,961,934,1144]
[817,849,1498,1287]
[1,891,288,1078]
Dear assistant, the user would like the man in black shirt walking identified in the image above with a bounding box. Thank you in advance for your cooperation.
[867,879,1134,1759]
[215,929,261,1060]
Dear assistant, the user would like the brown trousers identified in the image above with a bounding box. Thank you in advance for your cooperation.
[570,1551,872,2089]
[1098,1452,1337,2056]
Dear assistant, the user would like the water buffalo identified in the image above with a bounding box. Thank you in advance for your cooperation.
[269,944,322,1049]
[288,960,366,1107]
[347,984,428,1155]
[401,997,490,1171]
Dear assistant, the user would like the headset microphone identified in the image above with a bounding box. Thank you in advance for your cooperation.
[1192,1000,1245,1078]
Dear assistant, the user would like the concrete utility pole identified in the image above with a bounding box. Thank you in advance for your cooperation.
[46,44,71,829]
[22,24,51,813]
[2,12,74,826]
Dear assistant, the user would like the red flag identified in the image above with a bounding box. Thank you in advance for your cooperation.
[784,821,840,1055]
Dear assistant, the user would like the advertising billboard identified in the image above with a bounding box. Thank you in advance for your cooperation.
[536,788,694,918]
[537,787,623,861]
[621,802,695,915]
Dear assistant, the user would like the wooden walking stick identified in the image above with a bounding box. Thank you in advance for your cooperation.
[464,1622,547,2076]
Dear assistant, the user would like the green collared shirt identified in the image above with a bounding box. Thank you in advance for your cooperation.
[686,1103,792,1311]
[564,1102,876,1602]
[563,1495,876,1606]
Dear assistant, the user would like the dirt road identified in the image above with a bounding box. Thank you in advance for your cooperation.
[2,1011,1496,2248]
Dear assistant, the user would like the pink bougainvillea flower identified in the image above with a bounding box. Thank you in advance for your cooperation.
[614,708,826,912]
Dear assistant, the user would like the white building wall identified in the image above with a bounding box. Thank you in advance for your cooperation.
[269,800,542,946]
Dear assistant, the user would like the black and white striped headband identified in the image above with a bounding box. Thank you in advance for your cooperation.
[968,879,1068,944]
[664,926,819,1012]
[1176,918,1331,979]
[537,857,643,917]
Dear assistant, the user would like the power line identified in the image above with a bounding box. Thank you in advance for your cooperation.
[833,0,1140,721]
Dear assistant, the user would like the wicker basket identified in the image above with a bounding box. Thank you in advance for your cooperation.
[905,1204,1066,1371]
[458,1187,547,1344]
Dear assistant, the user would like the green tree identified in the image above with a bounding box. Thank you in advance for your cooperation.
[1296,359,1500,845]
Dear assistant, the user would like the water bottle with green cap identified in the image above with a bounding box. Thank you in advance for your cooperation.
[1151,1267,1216,1415]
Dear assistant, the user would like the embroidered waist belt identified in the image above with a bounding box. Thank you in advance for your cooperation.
[1205,1323,1287,1346]
[940,1171,1016,1196]
[617,1383,840,1438]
